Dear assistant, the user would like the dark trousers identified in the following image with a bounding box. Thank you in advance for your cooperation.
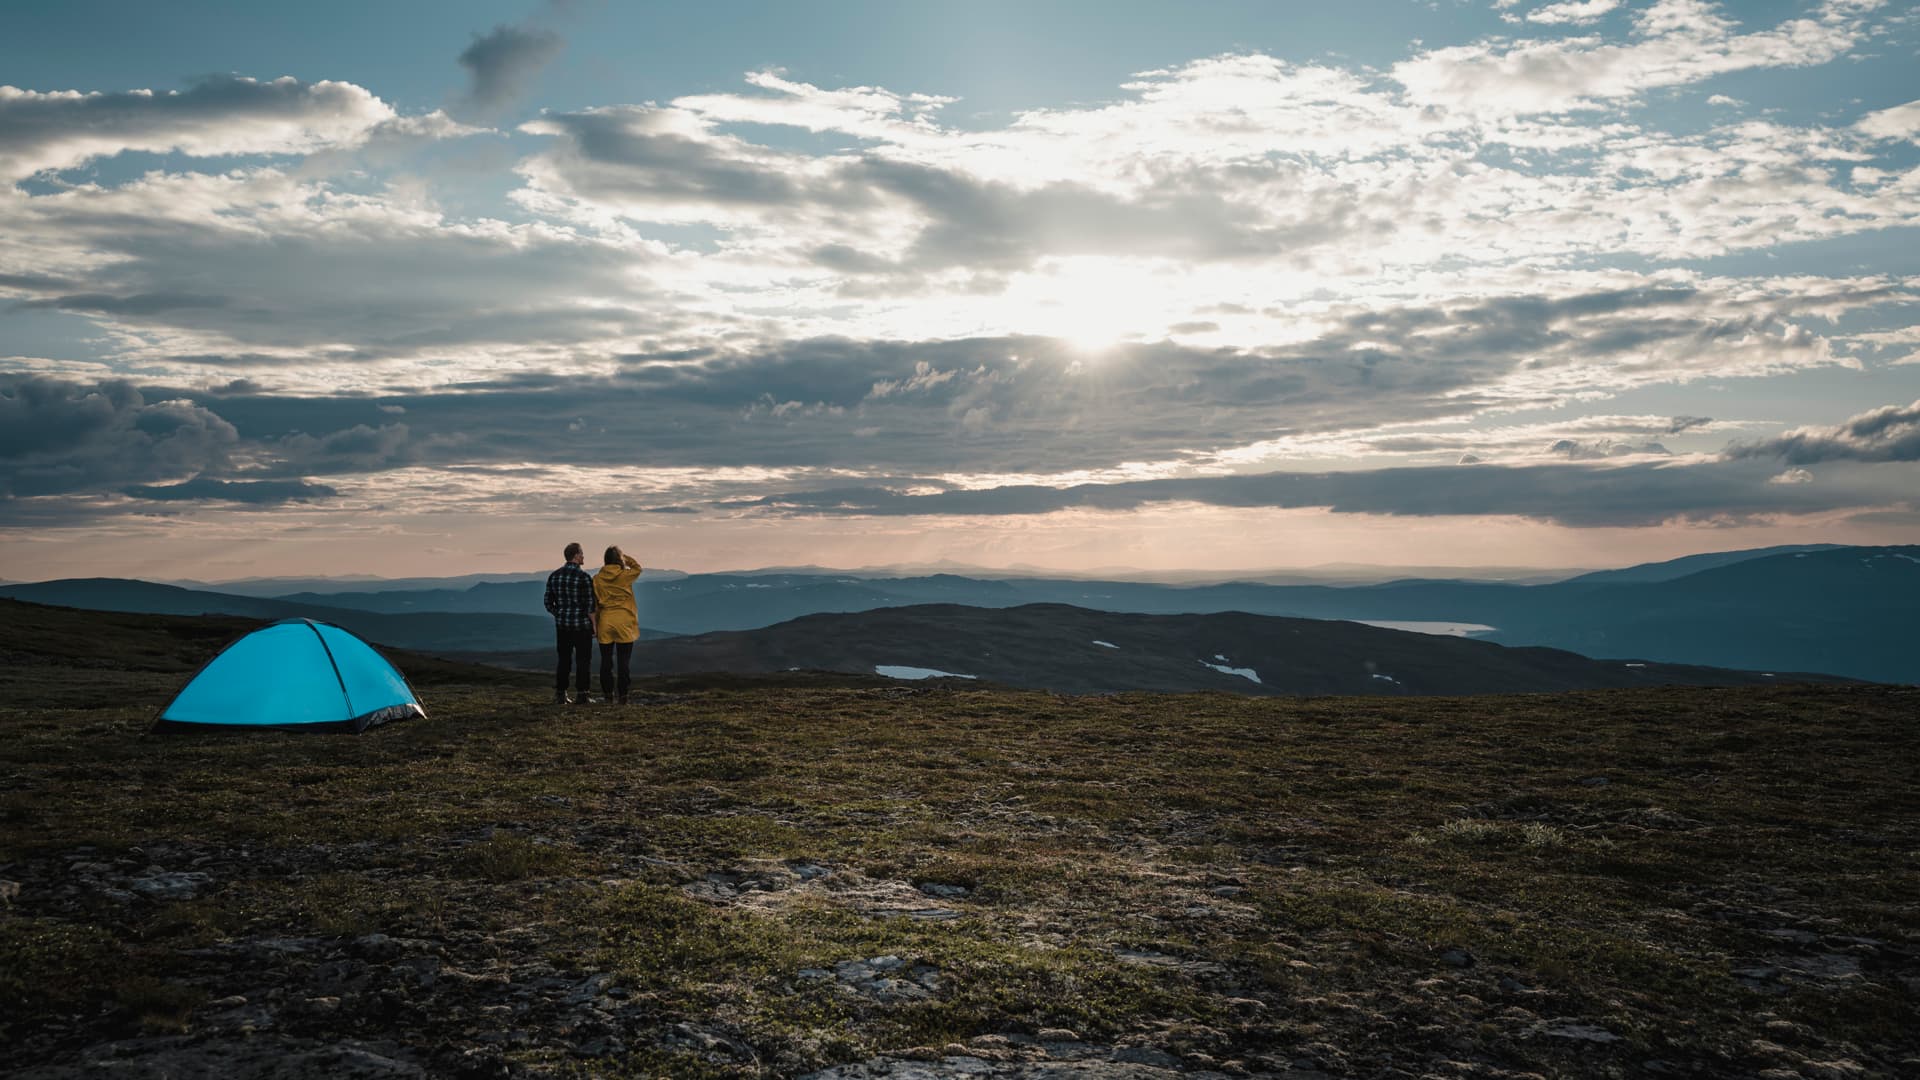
[599,641,634,699]
[554,626,592,696]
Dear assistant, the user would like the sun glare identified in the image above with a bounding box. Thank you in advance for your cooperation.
[1058,315,1124,353]
[1007,258,1175,352]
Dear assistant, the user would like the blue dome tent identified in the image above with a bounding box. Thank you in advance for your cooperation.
[153,619,425,733]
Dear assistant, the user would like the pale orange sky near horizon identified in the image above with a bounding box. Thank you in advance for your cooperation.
[3,504,1914,583]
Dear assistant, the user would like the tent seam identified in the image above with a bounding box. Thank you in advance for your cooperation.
[302,619,356,723]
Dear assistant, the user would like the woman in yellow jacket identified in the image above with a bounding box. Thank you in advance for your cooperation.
[592,545,643,704]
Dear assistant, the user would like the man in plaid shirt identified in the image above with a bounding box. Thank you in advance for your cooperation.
[544,541,597,704]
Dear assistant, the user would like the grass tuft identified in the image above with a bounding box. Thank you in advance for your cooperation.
[451,833,583,883]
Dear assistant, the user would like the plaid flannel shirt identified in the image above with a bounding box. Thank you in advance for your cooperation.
[544,563,597,630]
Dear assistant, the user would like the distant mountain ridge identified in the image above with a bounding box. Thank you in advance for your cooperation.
[4,545,1912,682]
[163,572,548,598]
[593,603,1851,696]
[257,545,1920,683]
[1558,544,1848,585]
[1485,547,1919,682]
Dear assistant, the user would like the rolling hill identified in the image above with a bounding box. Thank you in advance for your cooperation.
[0,597,535,708]
[472,602,1849,696]
[1485,547,1920,682]
[1554,543,1844,585]
[0,579,561,653]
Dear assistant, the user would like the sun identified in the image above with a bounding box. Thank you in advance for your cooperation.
[1056,314,1124,353]
[1016,260,1152,352]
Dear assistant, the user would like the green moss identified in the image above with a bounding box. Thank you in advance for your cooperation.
[0,918,124,1013]
[451,834,590,883]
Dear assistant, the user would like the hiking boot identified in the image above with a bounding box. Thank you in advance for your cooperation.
[573,694,594,706]
[617,692,629,705]
[552,691,569,706]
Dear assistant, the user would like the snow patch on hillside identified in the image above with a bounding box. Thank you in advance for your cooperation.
[1358,620,1496,637]
[1092,640,1119,649]
[1200,660,1261,684]
[876,665,977,681]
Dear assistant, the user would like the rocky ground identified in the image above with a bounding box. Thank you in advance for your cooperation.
[2,649,1917,1077]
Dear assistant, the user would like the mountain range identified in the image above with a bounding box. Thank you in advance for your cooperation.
[3,544,1913,683]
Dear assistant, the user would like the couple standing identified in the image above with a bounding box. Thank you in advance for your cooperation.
[544,541,643,705]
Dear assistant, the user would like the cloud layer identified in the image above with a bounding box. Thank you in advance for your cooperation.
[728,457,1912,528]
[1730,399,1920,464]
[0,75,393,180]
[0,1,1916,558]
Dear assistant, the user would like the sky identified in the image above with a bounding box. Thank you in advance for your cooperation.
[2,0,1919,581]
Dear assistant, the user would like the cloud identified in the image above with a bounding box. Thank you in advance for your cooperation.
[431,282,1861,475]
[123,477,337,504]
[519,103,1323,275]
[513,45,1920,294]
[517,105,861,228]
[1546,438,1671,460]
[670,70,954,139]
[0,16,1916,543]
[4,42,1899,401]
[0,276,1887,509]
[0,375,427,517]
[731,457,1912,528]
[268,423,417,476]
[18,291,230,316]
[1320,414,1722,462]
[1856,99,1920,143]
[0,376,239,497]
[0,75,393,181]
[1727,399,1920,464]
[0,168,663,369]
[1525,0,1624,26]
[1393,0,1876,117]
[457,24,565,114]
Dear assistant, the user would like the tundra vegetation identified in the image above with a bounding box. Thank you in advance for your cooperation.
[0,600,1915,1078]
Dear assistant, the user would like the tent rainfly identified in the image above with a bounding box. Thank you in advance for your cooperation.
[153,619,425,733]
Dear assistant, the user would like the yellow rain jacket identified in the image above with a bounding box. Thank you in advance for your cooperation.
[592,555,644,644]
